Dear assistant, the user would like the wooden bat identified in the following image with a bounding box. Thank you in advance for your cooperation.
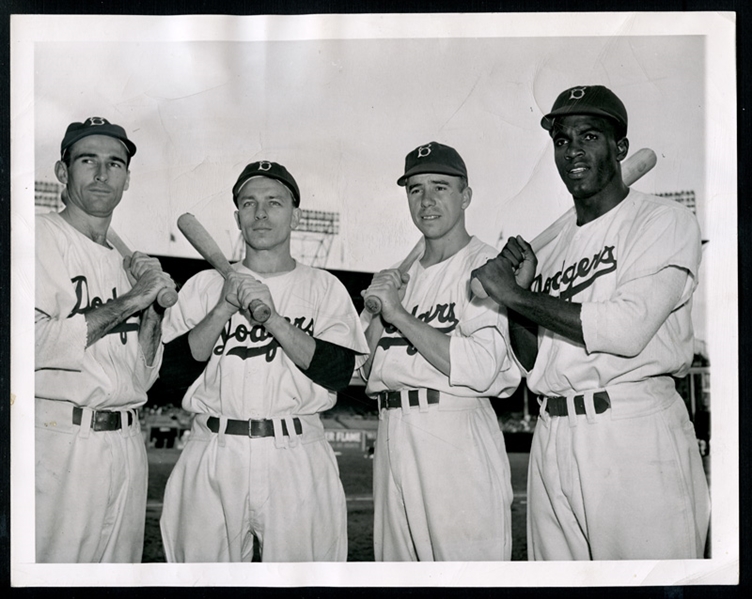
[107,228,179,308]
[364,238,425,315]
[470,147,658,298]
[177,213,271,323]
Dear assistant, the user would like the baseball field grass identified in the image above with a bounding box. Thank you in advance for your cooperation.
[143,447,530,562]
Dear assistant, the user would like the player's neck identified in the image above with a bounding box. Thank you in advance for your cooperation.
[421,227,471,267]
[242,245,297,275]
[59,207,112,247]
[573,179,630,226]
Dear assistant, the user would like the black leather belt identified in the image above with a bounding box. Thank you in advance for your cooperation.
[542,391,611,417]
[378,389,440,410]
[207,416,303,438]
[72,407,134,431]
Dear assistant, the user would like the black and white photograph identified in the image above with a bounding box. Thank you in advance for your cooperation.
[10,11,737,587]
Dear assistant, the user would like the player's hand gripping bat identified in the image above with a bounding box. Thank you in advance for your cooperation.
[107,228,179,308]
[364,238,425,315]
[470,147,658,298]
[177,213,271,323]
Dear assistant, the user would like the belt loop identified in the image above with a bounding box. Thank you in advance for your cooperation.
[537,396,551,426]
[284,416,299,448]
[417,388,429,413]
[378,394,385,421]
[272,418,288,449]
[120,410,131,437]
[566,395,577,428]
[78,407,93,438]
[583,391,597,423]
[400,390,410,416]
[218,416,228,447]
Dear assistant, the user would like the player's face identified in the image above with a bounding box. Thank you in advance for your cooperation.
[55,135,131,218]
[405,173,471,240]
[552,115,628,200]
[234,177,300,252]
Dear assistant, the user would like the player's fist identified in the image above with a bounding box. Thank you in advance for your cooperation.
[361,269,407,323]
[471,255,519,307]
[128,267,176,310]
[235,275,276,323]
[499,235,537,289]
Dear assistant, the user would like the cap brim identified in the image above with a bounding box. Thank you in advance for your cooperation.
[541,107,625,131]
[397,164,467,186]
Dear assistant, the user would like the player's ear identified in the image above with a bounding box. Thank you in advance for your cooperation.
[616,137,629,162]
[461,186,472,210]
[54,160,68,186]
[290,207,301,230]
[234,210,241,229]
[123,171,130,192]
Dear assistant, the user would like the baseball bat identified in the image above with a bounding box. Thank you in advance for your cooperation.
[177,213,271,323]
[107,228,178,308]
[470,147,658,298]
[364,238,425,315]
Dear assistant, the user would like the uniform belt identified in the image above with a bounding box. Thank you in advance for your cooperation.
[72,407,134,431]
[207,416,303,438]
[542,391,611,417]
[378,389,441,410]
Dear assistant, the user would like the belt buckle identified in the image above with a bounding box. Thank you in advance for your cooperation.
[247,419,255,438]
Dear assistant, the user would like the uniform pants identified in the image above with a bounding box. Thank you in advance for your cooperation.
[35,399,147,563]
[528,394,710,560]
[160,415,347,562]
[374,401,513,561]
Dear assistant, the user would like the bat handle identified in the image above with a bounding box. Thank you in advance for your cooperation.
[364,295,383,315]
[249,299,271,323]
[156,287,179,309]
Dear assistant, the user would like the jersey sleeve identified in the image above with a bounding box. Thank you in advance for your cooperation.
[311,273,370,355]
[618,202,702,290]
[448,294,521,396]
[581,265,689,356]
[35,217,88,372]
[161,270,223,343]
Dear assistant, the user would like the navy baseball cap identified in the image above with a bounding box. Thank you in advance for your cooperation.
[61,116,137,159]
[541,85,628,135]
[397,142,468,186]
[232,161,301,207]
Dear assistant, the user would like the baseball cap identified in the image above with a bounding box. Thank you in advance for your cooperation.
[541,85,628,135]
[397,142,468,186]
[232,161,301,207]
[60,116,137,159]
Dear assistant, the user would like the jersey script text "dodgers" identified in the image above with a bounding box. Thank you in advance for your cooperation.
[378,302,458,355]
[531,245,617,301]
[215,316,315,362]
[68,275,139,344]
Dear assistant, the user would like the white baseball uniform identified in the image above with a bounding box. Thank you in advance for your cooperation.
[35,211,162,563]
[524,189,710,560]
[364,236,521,561]
[160,261,369,562]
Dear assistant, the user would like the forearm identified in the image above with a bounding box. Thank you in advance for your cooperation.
[503,288,584,345]
[188,304,235,361]
[389,309,451,376]
[138,305,164,366]
[84,292,146,347]
[263,313,316,369]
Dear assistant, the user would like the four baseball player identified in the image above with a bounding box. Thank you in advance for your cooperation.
[34,88,709,563]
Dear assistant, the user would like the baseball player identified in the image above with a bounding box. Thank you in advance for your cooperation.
[473,85,711,560]
[35,117,175,562]
[361,142,521,561]
[160,161,369,562]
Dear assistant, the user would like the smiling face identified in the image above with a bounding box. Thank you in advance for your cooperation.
[405,173,471,241]
[234,176,300,253]
[54,135,131,219]
[552,114,628,200]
